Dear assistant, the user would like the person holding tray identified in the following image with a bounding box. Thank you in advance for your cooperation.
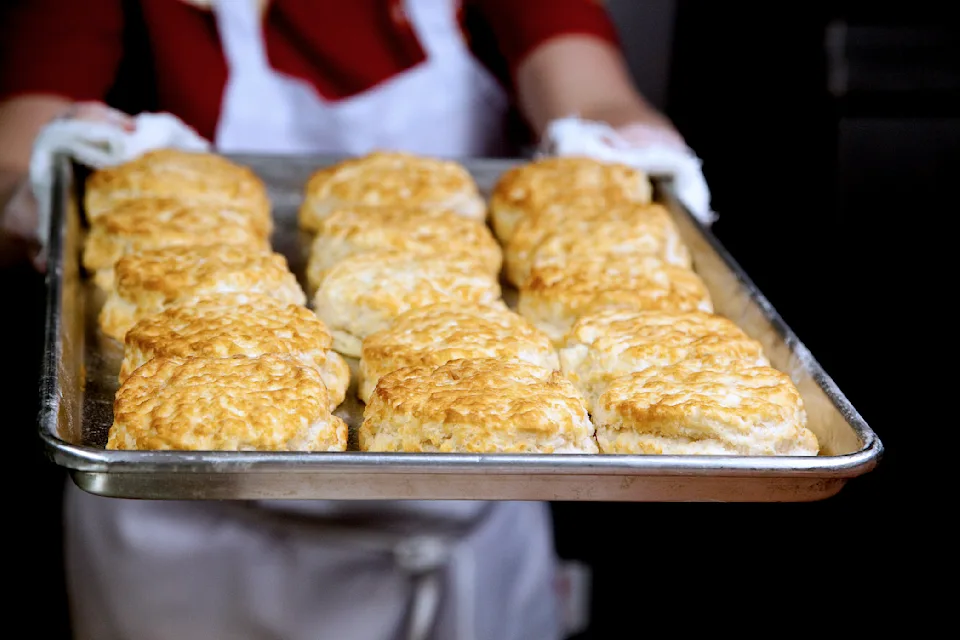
[0,2,694,639]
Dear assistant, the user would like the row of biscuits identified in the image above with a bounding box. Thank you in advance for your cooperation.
[83,150,350,452]
[296,152,599,453]
[493,157,819,456]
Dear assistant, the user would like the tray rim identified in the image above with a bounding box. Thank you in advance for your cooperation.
[37,154,883,486]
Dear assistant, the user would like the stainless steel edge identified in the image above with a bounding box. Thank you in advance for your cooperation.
[48,444,878,476]
[38,155,70,462]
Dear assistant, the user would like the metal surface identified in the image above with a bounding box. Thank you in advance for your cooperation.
[39,153,883,502]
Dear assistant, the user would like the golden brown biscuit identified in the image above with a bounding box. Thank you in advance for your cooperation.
[299,151,485,231]
[559,310,769,411]
[517,256,714,343]
[306,206,502,290]
[358,302,559,404]
[120,293,349,409]
[85,149,272,235]
[505,202,691,287]
[359,358,598,453]
[312,250,503,358]
[82,198,271,291]
[99,245,306,342]
[593,360,818,455]
[107,354,348,451]
[489,156,652,243]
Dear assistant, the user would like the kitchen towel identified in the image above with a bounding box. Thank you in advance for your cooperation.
[541,116,717,226]
[30,109,210,251]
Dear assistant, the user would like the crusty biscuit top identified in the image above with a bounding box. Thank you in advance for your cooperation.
[314,250,502,317]
[595,361,817,455]
[523,256,713,314]
[491,156,651,215]
[82,197,269,271]
[562,310,768,369]
[310,205,502,276]
[107,355,343,451]
[85,149,270,229]
[361,358,595,452]
[124,293,332,357]
[303,151,480,206]
[362,302,556,369]
[113,244,304,306]
[506,202,690,285]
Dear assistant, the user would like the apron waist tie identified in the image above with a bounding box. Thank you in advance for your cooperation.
[228,500,493,640]
[395,536,451,640]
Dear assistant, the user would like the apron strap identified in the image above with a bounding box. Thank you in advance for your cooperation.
[402,0,465,60]
[212,0,272,74]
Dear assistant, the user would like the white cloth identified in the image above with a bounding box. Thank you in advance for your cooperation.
[541,116,717,225]
[60,1,562,640]
[30,111,209,249]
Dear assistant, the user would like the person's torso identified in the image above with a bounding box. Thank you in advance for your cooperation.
[109,0,529,154]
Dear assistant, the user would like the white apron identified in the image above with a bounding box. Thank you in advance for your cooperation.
[65,1,559,639]
[213,0,509,157]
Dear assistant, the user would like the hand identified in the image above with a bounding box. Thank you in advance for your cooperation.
[0,101,135,271]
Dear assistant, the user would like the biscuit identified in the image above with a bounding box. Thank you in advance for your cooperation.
[306,206,502,291]
[489,156,652,242]
[99,245,306,342]
[85,149,272,235]
[359,358,598,453]
[299,151,485,231]
[358,302,559,403]
[120,293,349,410]
[107,354,348,451]
[505,202,691,287]
[592,360,818,456]
[312,250,503,358]
[82,198,271,291]
[517,256,714,342]
[559,310,769,411]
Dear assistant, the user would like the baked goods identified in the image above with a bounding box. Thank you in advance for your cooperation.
[559,310,769,411]
[592,359,818,455]
[84,152,820,462]
[312,250,503,357]
[107,354,348,451]
[82,198,271,290]
[85,149,272,235]
[358,302,558,403]
[359,358,598,453]
[517,256,714,342]
[299,151,485,231]
[504,202,690,287]
[99,244,306,342]
[489,156,652,242]
[306,206,502,291]
[119,293,349,410]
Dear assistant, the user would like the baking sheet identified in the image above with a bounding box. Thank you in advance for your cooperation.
[38,153,883,501]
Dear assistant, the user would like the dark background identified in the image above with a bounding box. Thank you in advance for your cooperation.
[6,1,952,636]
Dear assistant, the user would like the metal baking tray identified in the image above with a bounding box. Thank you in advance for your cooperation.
[38,153,882,502]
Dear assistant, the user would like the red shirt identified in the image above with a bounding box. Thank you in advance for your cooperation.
[0,0,619,143]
